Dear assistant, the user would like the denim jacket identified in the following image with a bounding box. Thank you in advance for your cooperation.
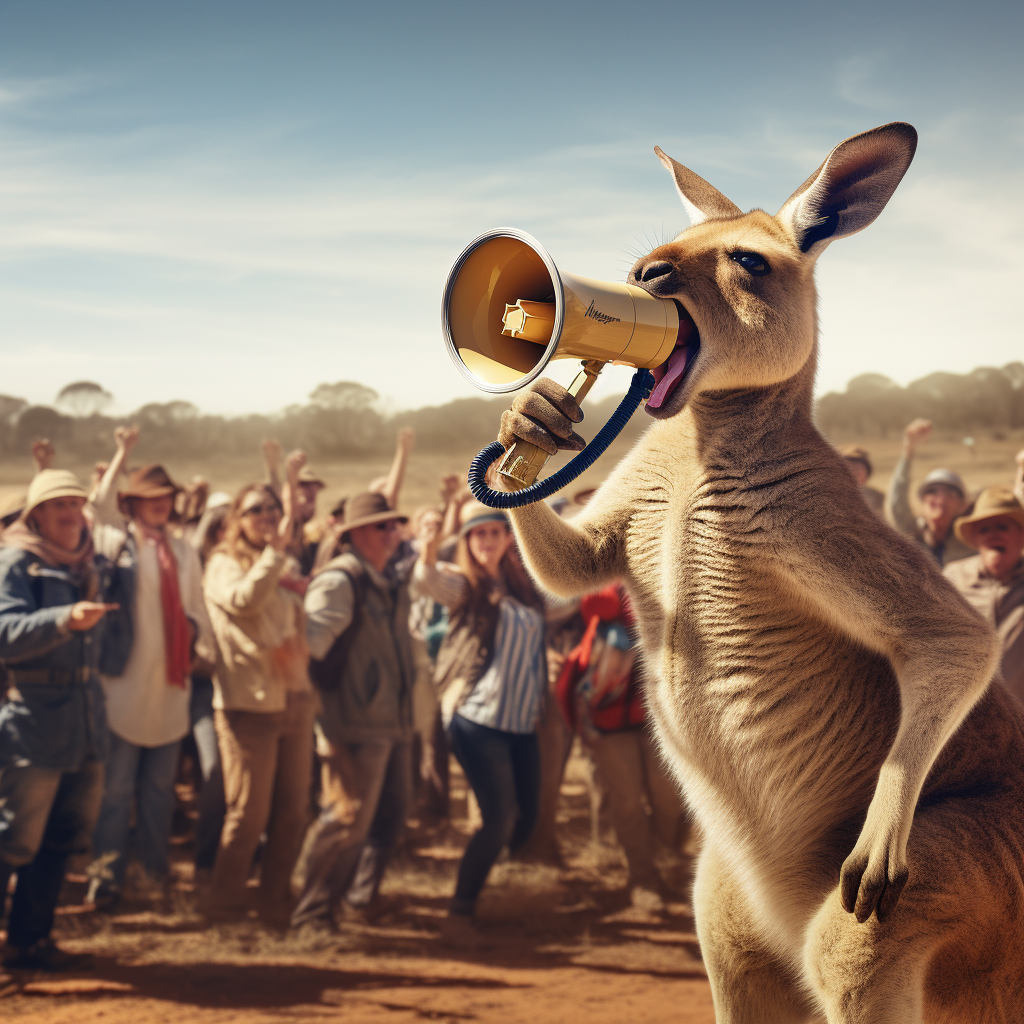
[0,546,110,770]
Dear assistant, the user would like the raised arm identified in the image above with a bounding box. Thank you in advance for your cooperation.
[373,427,415,510]
[30,438,56,473]
[93,425,139,526]
[885,418,931,534]
[262,438,283,498]
[774,491,997,923]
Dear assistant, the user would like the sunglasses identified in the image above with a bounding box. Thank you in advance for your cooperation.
[241,503,281,517]
[374,520,401,532]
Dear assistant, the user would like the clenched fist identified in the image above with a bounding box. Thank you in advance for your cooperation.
[498,378,585,456]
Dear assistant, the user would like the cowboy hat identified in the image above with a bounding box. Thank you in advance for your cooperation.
[339,492,408,538]
[955,487,1024,547]
[118,464,180,502]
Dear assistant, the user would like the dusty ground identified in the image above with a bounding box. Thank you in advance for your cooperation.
[0,751,713,1024]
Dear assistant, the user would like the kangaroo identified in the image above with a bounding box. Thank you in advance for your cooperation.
[494,123,1024,1022]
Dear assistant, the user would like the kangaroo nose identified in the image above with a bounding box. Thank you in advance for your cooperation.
[638,260,673,283]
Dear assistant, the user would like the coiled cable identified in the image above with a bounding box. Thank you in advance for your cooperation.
[467,368,654,509]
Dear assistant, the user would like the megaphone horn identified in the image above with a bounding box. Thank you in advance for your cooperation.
[442,228,680,491]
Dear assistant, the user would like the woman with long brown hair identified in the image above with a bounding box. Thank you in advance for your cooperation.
[201,453,315,928]
[414,501,548,940]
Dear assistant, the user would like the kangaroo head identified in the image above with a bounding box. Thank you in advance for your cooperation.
[631,123,918,419]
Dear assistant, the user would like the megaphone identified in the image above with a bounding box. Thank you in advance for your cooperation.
[442,228,680,490]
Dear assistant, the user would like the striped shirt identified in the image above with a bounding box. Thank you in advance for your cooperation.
[412,561,548,734]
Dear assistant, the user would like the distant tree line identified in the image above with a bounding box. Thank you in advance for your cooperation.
[1,363,1022,464]
[815,363,1024,438]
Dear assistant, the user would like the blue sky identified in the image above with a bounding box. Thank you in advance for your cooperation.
[2,0,1022,415]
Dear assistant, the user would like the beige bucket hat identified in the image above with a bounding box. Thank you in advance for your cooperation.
[22,469,89,520]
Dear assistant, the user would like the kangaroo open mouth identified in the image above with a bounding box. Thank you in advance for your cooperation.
[646,302,700,410]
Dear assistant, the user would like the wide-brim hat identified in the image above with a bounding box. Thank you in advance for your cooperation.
[340,492,407,537]
[917,468,966,500]
[840,445,872,477]
[118,464,181,502]
[459,500,509,536]
[955,486,1024,547]
[297,466,326,488]
[22,470,88,520]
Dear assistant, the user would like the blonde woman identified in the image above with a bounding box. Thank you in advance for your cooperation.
[202,454,315,928]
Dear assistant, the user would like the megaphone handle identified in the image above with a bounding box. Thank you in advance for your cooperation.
[468,367,654,509]
[498,360,604,489]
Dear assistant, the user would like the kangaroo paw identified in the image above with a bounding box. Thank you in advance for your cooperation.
[839,835,909,923]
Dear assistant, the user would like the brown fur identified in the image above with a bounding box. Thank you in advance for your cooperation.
[497,124,1024,1022]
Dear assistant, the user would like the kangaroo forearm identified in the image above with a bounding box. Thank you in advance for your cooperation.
[508,503,621,597]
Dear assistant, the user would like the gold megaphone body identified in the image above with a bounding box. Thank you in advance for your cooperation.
[442,228,679,487]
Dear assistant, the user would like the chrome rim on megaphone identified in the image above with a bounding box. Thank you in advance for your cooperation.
[442,228,680,395]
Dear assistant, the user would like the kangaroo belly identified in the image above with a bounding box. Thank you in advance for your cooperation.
[626,533,901,948]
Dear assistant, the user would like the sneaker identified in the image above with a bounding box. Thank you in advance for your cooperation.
[2,939,93,972]
[340,895,403,926]
[85,877,121,912]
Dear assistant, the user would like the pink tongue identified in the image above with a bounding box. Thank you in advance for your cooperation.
[647,343,692,409]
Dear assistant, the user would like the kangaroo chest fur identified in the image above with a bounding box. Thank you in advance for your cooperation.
[615,421,899,946]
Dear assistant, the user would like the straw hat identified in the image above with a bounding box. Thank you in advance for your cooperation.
[954,487,1024,547]
[917,468,966,500]
[339,492,407,538]
[22,470,88,520]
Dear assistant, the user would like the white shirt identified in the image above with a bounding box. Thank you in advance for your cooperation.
[92,477,214,747]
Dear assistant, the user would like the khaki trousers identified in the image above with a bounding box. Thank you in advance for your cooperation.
[589,726,685,889]
[206,691,315,920]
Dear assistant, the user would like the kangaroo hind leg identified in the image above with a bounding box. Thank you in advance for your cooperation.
[694,845,821,1023]
[804,888,932,1024]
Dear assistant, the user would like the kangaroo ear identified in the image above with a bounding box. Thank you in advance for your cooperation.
[778,122,918,257]
[655,146,742,226]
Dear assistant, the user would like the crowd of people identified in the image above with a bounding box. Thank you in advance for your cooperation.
[0,416,1022,977]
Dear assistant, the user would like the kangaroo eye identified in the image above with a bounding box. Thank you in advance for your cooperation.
[730,251,771,277]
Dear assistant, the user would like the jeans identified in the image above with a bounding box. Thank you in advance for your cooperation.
[291,739,412,928]
[189,676,225,871]
[447,714,540,916]
[91,732,181,888]
[206,692,315,919]
[0,757,104,948]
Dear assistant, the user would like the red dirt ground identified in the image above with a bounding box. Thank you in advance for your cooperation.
[1,751,714,1023]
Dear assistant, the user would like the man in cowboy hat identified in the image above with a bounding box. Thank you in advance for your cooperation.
[87,426,213,908]
[886,417,973,565]
[944,487,1024,704]
[291,492,415,931]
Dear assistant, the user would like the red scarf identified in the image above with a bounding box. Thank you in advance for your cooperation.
[149,531,192,689]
